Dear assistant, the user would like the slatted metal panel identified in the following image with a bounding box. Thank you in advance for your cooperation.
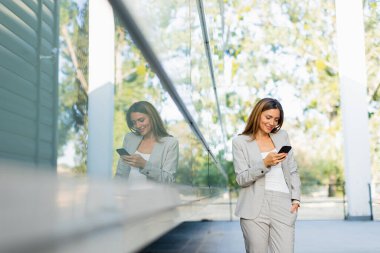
[0,0,59,169]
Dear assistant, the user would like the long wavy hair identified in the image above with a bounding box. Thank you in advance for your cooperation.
[126,101,170,139]
[241,98,284,139]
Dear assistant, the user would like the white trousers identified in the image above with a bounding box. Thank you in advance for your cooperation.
[240,190,297,253]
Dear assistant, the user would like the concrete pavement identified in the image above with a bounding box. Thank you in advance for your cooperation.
[141,220,380,253]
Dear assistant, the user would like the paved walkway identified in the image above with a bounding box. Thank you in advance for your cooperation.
[140,220,380,253]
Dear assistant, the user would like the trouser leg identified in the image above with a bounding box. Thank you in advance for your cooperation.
[240,198,270,253]
[268,193,296,253]
[269,220,295,253]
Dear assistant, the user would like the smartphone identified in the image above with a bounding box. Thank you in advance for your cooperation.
[278,146,292,154]
[116,148,130,156]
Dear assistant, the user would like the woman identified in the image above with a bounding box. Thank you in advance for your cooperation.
[115,101,178,183]
[232,98,301,253]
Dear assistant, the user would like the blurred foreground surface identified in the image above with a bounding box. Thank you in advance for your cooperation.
[1,165,379,253]
[0,166,180,253]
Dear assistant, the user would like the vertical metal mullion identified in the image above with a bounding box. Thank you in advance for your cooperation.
[196,0,228,160]
[207,152,210,188]
[34,0,43,168]
[52,0,59,170]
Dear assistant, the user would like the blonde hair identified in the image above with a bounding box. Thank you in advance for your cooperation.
[241,98,284,138]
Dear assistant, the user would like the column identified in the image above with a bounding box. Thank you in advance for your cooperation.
[335,0,372,219]
[87,0,115,178]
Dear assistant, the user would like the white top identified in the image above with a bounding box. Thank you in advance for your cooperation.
[129,150,151,183]
[261,149,290,193]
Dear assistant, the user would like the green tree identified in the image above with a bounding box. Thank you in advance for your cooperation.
[58,0,89,173]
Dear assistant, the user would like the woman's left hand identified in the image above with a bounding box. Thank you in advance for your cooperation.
[123,154,147,168]
[290,203,299,213]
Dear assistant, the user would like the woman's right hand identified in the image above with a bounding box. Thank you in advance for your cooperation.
[121,154,147,169]
[263,152,287,167]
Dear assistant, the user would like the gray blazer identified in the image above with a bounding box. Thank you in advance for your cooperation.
[115,133,179,183]
[232,129,301,219]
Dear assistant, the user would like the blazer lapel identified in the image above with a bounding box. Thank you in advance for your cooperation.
[128,134,143,154]
[269,132,282,152]
[149,140,162,163]
[245,135,260,158]
[246,136,265,187]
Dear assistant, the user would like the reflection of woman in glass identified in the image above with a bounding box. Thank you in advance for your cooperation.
[116,101,178,183]
[232,98,301,253]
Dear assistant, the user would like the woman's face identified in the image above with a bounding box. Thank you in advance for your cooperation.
[130,112,152,136]
[259,109,280,134]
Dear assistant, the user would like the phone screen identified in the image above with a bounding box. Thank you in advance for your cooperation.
[278,146,292,154]
[116,148,130,156]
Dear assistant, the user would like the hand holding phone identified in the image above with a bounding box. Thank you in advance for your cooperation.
[116,148,130,156]
[278,146,292,154]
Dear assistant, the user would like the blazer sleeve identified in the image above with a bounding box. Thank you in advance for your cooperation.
[115,135,131,178]
[284,132,301,201]
[232,137,270,187]
[161,138,179,183]
[140,138,179,183]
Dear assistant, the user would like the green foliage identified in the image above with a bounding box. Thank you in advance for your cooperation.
[208,161,228,187]
[297,148,344,196]
[58,0,89,173]
[221,157,239,190]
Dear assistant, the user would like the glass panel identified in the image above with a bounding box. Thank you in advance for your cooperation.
[115,0,225,154]
[112,14,227,200]
[56,0,227,187]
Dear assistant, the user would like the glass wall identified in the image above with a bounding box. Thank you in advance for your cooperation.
[56,0,228,222]
[111,0,228,213]
[113,1,226,155]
